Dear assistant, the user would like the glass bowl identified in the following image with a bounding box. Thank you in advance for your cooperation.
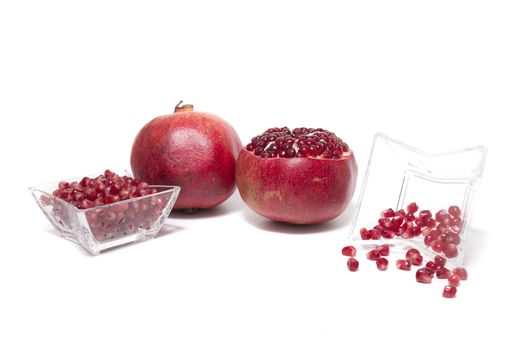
[29,171,180,255]
[349,133,487,267]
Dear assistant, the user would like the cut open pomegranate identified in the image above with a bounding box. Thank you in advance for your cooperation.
[236,127,358,224]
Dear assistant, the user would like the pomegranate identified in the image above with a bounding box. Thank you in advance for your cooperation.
[130,102,242,211]
[235,127,357,224]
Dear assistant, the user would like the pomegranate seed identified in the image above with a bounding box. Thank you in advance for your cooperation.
[405,213,415,222]
[396,209,406,218]
[419,210,432,222]
[341,245,356,257]
[451,216,463,226]
[430,240,443,253]
[448,225,461,235]
[448,205,461,217]
[416,268,433,283]
[444,243,459,258]
[58,181,70,190]
[425,261,438,273]
[369,228,382,240]
[448,274,461,287]
[445,233,461,245]
[436,223,448,235]
[435,209,448,223]
[452,267,468,280]
[382,208,395,218]
[367,250,381,261]
[396,259,411,271]
[434,255,447,267]
[376,258,389,271]
[360,227,371,240]
[407,202,419,214]
[406,248,423,266]
[442,285,457,298]
[377,244,390,256]
[382,229,395,239]
[436,266,451,279]
[347,258,359,272]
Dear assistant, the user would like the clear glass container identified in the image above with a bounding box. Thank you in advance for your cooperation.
[29,170,180,255]
[349,133,487,267]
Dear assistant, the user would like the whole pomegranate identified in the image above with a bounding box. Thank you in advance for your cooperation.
[130,102,242,212]
[236,127,357,224]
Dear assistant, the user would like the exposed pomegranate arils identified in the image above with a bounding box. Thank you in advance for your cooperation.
[448,205,461,217]
[448,274,461,287]
[347,257,359,272]
[416,268,433,283]
[452,267,468,280]
[436,267,451,279]
[341,245,357,257]
[246,127,348,159]
[406,202,419,214]
[376,258,389,271]
[442,285,457,298]
[448,225,461,235]
[405,213,416,222]
[378,244,390,256]
[369,228,382,240]
[396,259,411,271]
[367,250,381,261]
[382,208,396,218]
[444,243,459,258]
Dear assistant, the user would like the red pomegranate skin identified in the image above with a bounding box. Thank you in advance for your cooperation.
[131,110,241,210]
[236,149,358,224]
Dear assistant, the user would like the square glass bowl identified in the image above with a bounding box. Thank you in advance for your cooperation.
[29,171,180,255]
[349,133,487,267]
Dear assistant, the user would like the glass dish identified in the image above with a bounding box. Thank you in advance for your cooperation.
[29,170,180,255]
[349,133,487,267]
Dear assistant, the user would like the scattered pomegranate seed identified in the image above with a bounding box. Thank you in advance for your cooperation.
[376,258,389,271]
[341,245,357,257]
[396,259,411,271]
[416,268,433,283]
[436,267,451,279]
[442,285,457,298]
[448,274,461,287]
[367,249,381,261]
[434,255,447,267]
[443,243,459,258]
[452,267,468,280]
[407,202,419,214]
[425,261,438,273]
[406,248,423,266]
[377,244,390,256]
[360,227,370,240]
[347,258,359,272]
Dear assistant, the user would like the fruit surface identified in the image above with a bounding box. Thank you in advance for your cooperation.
[131,103,241,211]
[236,127,357,224]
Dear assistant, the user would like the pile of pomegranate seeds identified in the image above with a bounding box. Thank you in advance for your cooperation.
[342,202,470,298]
[52,169,157,209]
[245,127,350,159]
[45,170,171,242]
[359,202,464,258]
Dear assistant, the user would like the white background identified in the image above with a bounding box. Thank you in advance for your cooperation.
[1,1,524,349]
